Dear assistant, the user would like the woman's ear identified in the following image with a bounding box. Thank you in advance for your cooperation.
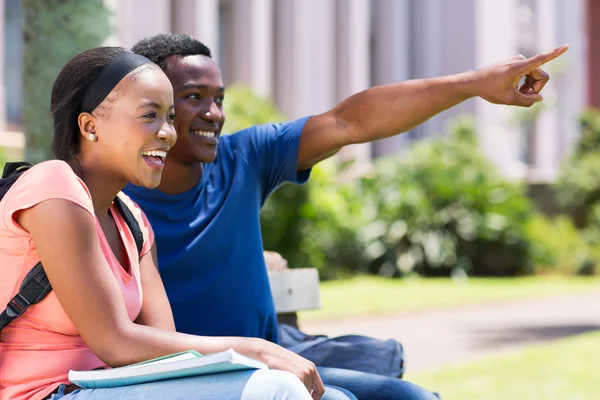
[78,112,98,142]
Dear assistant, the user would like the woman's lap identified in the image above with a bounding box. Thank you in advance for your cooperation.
[52,369,355,400]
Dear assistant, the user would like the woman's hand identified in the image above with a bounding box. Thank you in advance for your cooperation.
[255,339,324,400]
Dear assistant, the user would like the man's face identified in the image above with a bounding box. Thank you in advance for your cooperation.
[164,55,225,165]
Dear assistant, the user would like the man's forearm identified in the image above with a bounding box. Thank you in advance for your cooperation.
[335,71,477,144]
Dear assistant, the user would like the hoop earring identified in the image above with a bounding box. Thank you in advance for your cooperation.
[88,133,97,142]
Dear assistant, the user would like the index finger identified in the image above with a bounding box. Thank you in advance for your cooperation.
[517,45,569,71]
[312,370,325,400]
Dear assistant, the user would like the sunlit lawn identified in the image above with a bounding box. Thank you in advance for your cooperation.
[407,331,600,400]
[299,276,600,321]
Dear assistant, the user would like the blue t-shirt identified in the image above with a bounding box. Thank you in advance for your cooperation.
[123,117,311,343]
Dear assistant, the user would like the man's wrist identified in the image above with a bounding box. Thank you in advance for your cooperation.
[451,70,480,100]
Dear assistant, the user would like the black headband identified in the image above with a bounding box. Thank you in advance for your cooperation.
[81,52,153,113]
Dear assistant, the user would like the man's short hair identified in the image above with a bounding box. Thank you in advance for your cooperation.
[131,33,212,71]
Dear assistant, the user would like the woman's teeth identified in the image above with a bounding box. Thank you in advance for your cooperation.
[192,130,216,138]
[141,150,167,158]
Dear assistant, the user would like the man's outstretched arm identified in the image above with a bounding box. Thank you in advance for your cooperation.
[297,45,569,171]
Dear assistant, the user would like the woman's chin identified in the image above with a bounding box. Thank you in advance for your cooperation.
[130,173,162,190]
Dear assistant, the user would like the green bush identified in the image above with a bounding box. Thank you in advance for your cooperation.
[357,118,536,277]
[223,84,285,134]
[526,214,596,275]
[261,159,367,280]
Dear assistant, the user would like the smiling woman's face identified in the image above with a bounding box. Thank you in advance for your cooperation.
[163,54,226,166]
[81,65,177,189]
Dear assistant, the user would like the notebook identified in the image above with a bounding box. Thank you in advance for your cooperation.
[68,349,268,389]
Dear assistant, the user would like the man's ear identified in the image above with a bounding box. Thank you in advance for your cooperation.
[78,112,97,141]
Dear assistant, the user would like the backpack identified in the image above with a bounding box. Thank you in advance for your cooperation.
[0,161,143,332]
[279,323,406,379]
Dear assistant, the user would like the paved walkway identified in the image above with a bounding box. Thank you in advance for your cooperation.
[301,291,600,373]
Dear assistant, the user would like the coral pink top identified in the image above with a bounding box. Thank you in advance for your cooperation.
[0,160,154,400]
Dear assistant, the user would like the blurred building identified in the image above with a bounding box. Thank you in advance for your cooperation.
[0,0,595,181]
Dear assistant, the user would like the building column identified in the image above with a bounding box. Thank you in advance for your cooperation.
[227,0,273,97]
[335,0,371,164]
[371,0,412,157]
[475,0,523,178]
[274,0,336,119]
[587,0,600,108]
[173,0,220,63]
[117,0,171,50]
[530,0,558,182]
[0,0,5,131]
[555,0,586,158]
[409,0,443,139]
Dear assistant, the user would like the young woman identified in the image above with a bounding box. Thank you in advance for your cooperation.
[0,47,355,400]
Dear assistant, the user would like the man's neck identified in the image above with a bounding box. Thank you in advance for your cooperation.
[157,160,204,194]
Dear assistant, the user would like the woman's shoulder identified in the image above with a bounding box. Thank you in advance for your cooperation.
[2,160,93,218]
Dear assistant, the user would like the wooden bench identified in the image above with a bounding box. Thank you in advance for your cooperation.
[267,268,321,328]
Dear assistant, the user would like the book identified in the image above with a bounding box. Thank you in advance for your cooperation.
[68,349,268,389]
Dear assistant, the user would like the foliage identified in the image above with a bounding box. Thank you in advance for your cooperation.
[223,84,286,134]
[23,0,112,163]
[358,117,535,277]
[261,159,367,279]
[554,109,600,226]
[525,214,597,275]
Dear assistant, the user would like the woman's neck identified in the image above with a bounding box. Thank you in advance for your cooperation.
[68,157,127,216]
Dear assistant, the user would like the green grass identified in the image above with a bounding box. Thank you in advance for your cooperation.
[299,276,600,321]
[406,331,600,400]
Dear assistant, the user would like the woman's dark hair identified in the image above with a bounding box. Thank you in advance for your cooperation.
[50,46,129,160]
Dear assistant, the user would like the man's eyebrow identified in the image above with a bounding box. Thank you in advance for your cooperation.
[181,83,226,92]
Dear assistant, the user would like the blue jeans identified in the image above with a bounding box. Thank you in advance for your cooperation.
[318,367,439,400]
[51,369,357,400]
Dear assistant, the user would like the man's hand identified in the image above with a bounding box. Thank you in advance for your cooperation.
[264,250,289,271]
[470,45,569,107]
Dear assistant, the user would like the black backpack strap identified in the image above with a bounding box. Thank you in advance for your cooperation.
[0,262,52,331]
[2,161,33,179]
[113,196,144,255]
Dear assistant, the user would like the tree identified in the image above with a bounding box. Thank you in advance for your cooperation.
[23,0,111,163]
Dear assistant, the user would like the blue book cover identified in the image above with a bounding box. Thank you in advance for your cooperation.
[68,349,268,389]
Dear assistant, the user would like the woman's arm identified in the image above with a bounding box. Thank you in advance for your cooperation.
[134,244,176,331]
[17,198,324,398]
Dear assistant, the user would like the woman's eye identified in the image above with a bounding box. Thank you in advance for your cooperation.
[168,114,176,124]
[143,112,157,119]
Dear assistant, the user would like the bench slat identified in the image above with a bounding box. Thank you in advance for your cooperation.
[268,268,321,313]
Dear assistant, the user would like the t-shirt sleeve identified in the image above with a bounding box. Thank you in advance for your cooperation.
[115,193,155,257]
[2,160,95,236]
[238,116,312,202]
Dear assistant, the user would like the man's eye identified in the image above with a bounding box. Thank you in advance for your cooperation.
[216,96,225,106]
[186,93,200,100]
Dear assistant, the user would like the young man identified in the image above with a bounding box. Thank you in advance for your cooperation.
[124,33,567,399]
